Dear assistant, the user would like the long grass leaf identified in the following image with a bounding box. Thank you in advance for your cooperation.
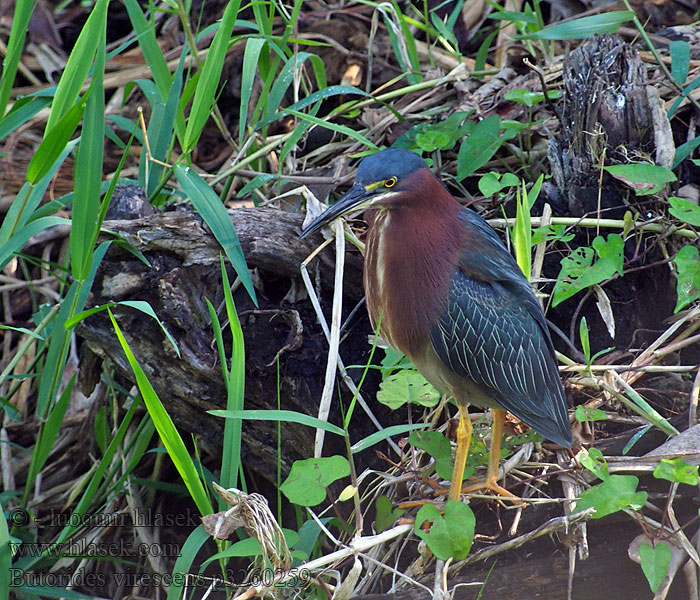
[519,11,634,40]
[26,98,86,184]
[66,299,180,357]
[239,37,266,142]
[109,309,212,514]
[0,507,9,600]
[0,217,69,270]
[0,0,34,118]
[166,526,210,600]
[45,0,108,132]
[174,165,257,304]
[27,375,75,484]
[0,96,52,140]
[210,409,345,436]
[351,423,428,453]
[284,109,378,150]
[184,0,241,152]
[219,256,245,492]
[123,0,172,100]
[72,20,106,281]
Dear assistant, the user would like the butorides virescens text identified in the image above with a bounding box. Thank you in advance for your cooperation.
[300,148,573,501]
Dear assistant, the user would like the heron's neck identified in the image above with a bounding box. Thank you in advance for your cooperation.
[364,184,462,358]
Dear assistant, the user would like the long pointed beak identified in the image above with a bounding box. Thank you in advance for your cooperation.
[299,184,372,239]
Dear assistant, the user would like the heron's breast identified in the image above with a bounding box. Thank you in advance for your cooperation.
[364,207,461,360]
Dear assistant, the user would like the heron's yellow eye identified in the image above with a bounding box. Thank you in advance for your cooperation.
[385,177,397,188]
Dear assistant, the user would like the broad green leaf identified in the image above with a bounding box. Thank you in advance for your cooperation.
[184,0,241,152]
[552,234,623,306]
[574,406,608,422]
[520,10,634,40]
[573,474,647,518]
[670,41,690,85]
[478,172,520,196]
[604,163,676,196]
[377,369,441,409]
[505,88,560,107]
[653,457,699,486]
[639,541,672,594]
[672,245,700,313]
[531,224,575,245]
[579,447,609,480]
[375,496,405,533]
[280,456,350,506]
[408,430,454,480]
[457,115,502,180]
[174,165,257,304]
[669,196,700,226]
[414,500,475,560]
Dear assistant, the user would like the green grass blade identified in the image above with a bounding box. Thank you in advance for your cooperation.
[520,10,634,40]
[174,164,257,304]
[184,0,241,152]
[351,423,429,453]
[0,96,52,140]
[0,498,11,600]
[27,375,75,483]
[108,309,212,515]
[143,51,186,197]
[239,37,266,142]
[219,256,245,492]
[209,409,345,436]
[166,525,210,600]
[66,299,180,357]
[284,108,378,150]
[123,0,172,100]
[45,0,108,133]
[0,0,34,119]
[71,20,106,281]
[26,98,86,184]
[513,183,532,279]
[0,217,69,270]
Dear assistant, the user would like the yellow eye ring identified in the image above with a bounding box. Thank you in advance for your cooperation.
[385,177,397,188]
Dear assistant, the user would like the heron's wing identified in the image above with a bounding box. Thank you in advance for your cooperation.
[428,209,572,447]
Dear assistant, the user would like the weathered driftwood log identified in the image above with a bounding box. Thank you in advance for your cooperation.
[547,34,674,216]
[77,197,367,486]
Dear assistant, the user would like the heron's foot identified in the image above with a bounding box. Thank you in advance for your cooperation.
[459,477,524,505]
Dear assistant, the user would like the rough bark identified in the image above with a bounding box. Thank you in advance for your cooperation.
[77,199,367,485]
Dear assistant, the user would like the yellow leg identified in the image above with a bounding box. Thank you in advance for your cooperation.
[461,409,519,501]
[449,403,472,501]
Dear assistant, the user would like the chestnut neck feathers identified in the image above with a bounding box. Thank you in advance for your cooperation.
[363,168,463,359]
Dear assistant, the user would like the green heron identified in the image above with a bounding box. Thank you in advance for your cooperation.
[300,148,573,501]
